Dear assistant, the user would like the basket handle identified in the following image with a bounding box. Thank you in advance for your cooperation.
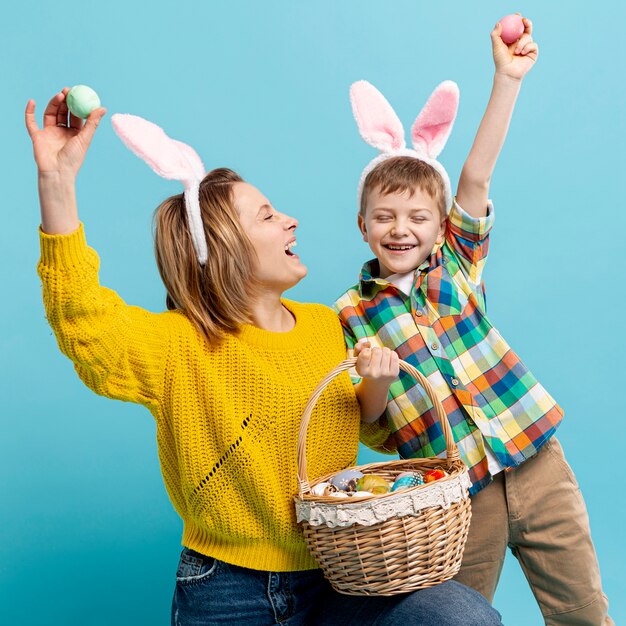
[297,358,460,497]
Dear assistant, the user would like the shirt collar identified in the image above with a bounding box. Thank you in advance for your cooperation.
[359,256,433,297]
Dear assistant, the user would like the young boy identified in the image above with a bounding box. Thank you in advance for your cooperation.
[334,19,613,625]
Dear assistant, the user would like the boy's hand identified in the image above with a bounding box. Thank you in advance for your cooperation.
[354,340,399,385]
[492,16,538,81]
[353,340,400,423]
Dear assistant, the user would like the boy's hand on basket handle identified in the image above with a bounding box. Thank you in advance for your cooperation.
[354,340,399,424]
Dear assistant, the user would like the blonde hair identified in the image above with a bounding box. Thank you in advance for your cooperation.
[154,168,259,345]
[360,156,447,217]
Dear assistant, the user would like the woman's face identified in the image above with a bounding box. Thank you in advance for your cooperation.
[233,182,307,293]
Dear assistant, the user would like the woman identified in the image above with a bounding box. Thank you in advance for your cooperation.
[25,89,502,625]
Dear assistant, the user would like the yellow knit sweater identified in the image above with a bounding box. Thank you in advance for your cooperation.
[38,224,361,572]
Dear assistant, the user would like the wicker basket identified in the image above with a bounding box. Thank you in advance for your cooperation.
[294,357,472,596]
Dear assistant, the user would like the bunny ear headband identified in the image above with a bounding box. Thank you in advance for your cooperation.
[111,114,209,264]
[351,80,459,213]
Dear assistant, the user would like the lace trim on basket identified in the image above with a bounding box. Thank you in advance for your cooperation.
[295,472,471,528]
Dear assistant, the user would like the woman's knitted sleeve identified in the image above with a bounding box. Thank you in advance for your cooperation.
[37,224,168,410]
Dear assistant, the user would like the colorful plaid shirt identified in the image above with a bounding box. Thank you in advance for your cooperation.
[333,201,563,494]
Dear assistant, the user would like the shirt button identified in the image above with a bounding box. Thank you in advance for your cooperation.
[415,311,423,317]
[431,342,439,350]
[451,378,460,386]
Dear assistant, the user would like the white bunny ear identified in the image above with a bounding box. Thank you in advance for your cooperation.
[410,80,459,158]
[111,113,208,264]
[350,81,406,152]
[111,114,205,187]
[173,139,206,181]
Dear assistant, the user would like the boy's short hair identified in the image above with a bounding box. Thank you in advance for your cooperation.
[359,156,447,217]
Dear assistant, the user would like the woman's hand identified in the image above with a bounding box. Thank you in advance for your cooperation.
[25,88,106,178]
[492,17,538,82]
[25,88,106,234]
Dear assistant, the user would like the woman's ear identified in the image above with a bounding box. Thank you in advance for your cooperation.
[358,213,368,243]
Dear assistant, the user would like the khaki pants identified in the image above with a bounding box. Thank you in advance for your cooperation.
[454,438,613,625]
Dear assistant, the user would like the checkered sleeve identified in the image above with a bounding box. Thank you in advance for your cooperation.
[333,303,363,387]
[333,297,397,454]
[338,315,357,351]
[446,199,495,289]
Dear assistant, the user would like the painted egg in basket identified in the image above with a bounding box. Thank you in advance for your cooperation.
[357,475,391,494]
[391,473,425,492]
[310,482,338,497]
[350,490,375,498]
[329,469,364,491]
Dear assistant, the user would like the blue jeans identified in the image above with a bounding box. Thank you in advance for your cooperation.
[171,548,503,625]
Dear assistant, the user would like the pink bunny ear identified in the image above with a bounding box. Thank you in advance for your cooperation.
[173,140,206,181]
[410,80,459,158]
[350,81,405,152]
[111,114,205,187]
[111,113,209,264]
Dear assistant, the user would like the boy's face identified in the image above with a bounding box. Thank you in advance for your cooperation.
[359,186,445,279]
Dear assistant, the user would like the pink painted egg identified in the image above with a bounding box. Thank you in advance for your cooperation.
[499,14,525,45]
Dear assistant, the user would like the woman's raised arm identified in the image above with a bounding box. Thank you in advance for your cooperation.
[25,88,106,234]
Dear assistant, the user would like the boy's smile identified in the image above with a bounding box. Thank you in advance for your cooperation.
[359,187,446,279]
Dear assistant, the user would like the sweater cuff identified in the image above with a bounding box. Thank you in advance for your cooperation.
[39,222,91,268]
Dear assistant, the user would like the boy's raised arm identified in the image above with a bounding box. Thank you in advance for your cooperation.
[456,17,538,218]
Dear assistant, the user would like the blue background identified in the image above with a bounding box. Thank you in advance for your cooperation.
[2,1,624,624]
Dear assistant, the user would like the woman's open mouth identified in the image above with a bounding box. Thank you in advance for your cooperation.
[285,240,297,257]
